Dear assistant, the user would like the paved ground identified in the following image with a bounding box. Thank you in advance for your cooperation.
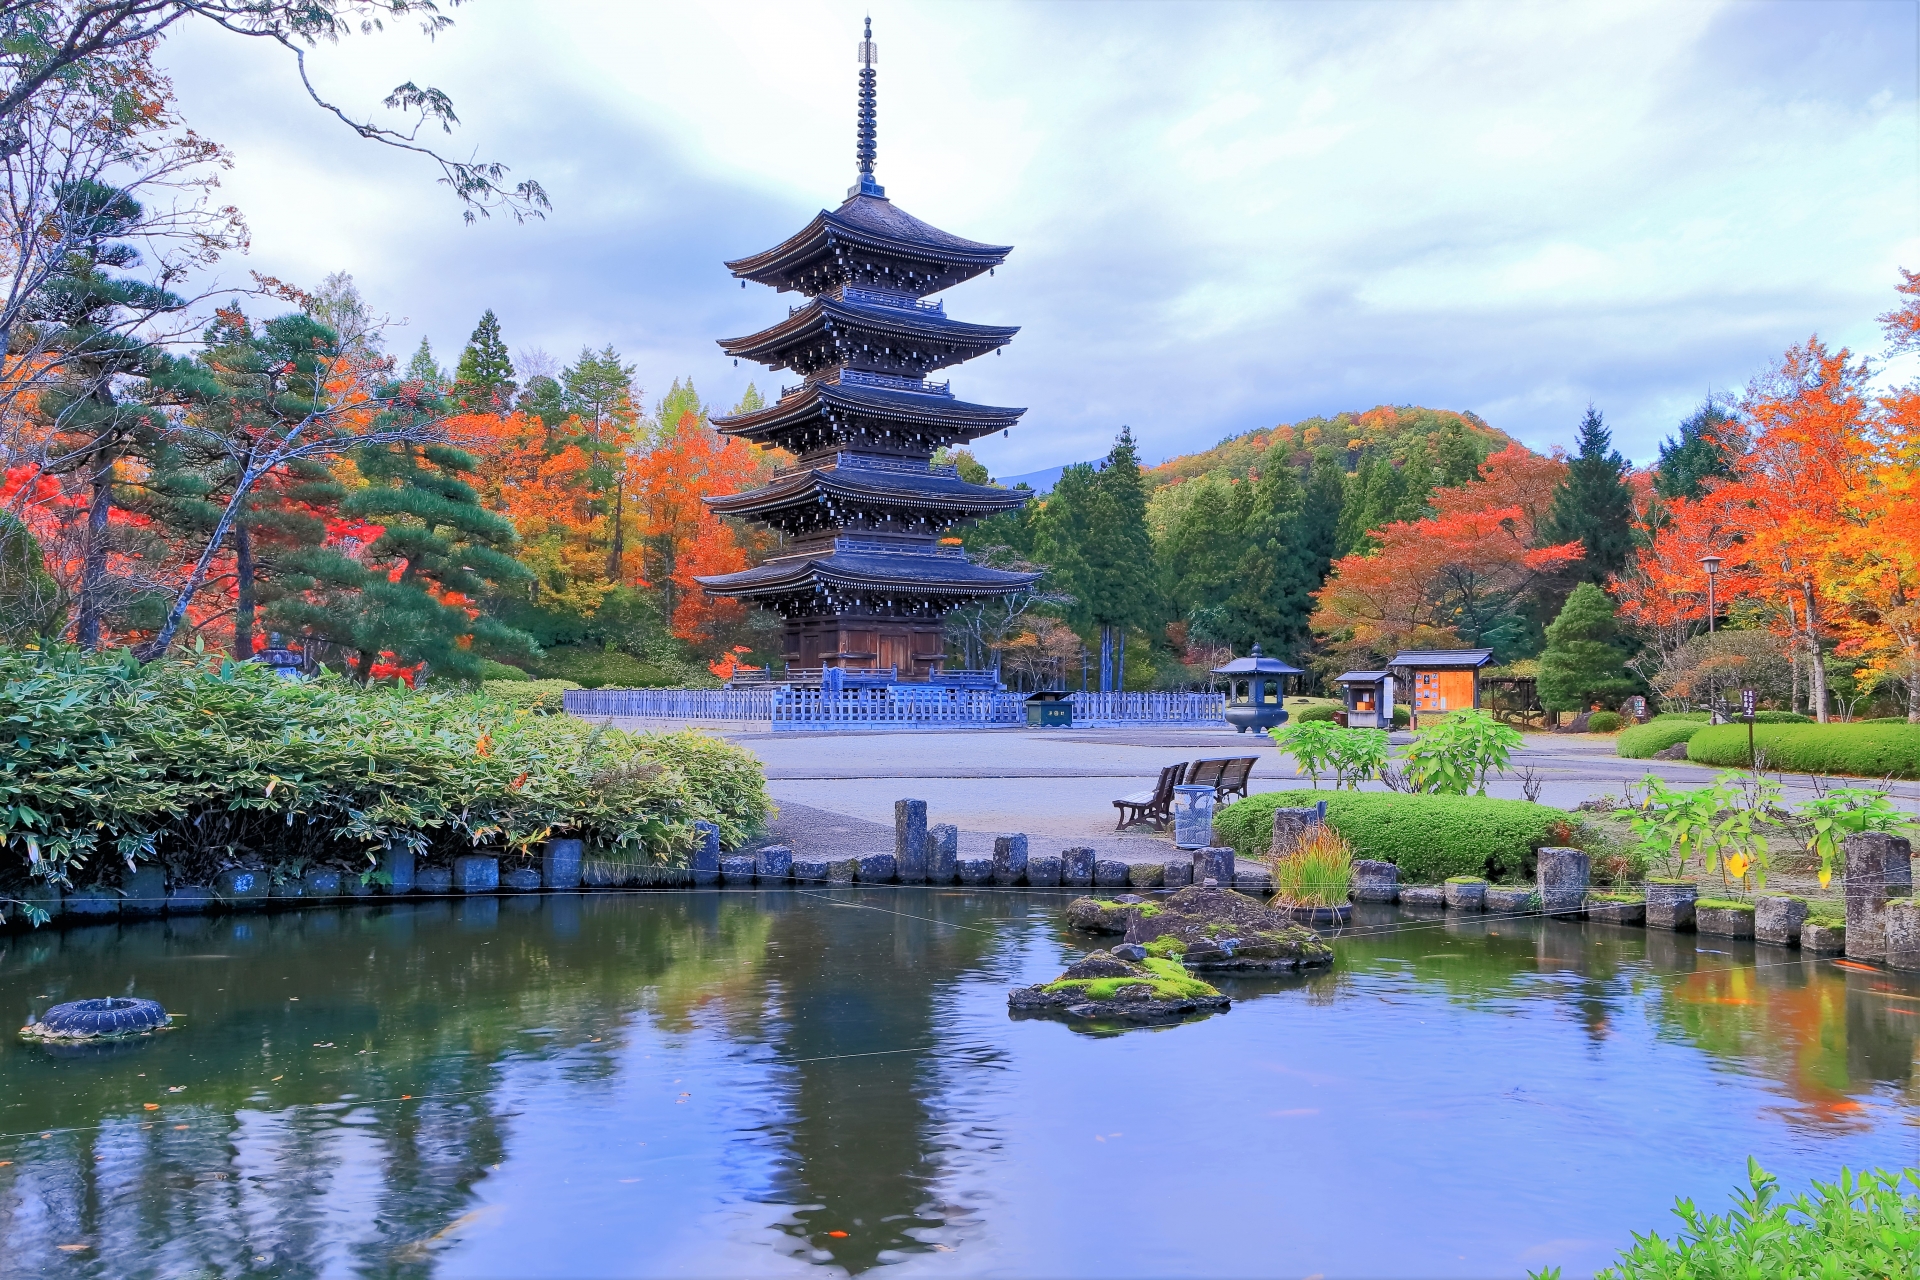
[584,717,1920,865]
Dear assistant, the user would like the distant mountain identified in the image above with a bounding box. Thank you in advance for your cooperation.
[1148,405,1516,485]
[991,462,1097,494]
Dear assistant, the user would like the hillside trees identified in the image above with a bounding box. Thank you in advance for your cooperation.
[1036,427,1155,689]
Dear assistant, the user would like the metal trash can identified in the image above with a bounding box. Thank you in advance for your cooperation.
[1025,691,1073,727]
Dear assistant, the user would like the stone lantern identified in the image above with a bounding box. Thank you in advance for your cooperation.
[1212,644,1303,733]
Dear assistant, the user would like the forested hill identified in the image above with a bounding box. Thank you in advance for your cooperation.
[1148,405,1516,487]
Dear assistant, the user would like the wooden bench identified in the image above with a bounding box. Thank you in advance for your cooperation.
[1113,762,1187,830]
[1185,757,1257,804]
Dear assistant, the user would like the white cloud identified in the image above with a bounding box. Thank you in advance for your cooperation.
[153,0,1916,470]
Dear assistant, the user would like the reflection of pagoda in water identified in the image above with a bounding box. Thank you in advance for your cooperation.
[696,19,1036,679]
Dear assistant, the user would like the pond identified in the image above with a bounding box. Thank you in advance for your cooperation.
[3,889,1917,1278]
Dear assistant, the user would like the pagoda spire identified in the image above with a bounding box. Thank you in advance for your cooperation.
[850,16,884,199]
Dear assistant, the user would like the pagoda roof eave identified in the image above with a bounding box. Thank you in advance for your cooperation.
[696,548,1038,599]
[712,382,1026,439]
[703,465,1031,518]
[725,195,1012,289]
[717,298,1018,369]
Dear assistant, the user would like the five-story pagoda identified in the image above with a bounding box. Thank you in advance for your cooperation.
[696,19,1036,679]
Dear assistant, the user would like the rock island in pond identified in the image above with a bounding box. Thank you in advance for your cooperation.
[1008,949,1230,1024]
[1122,885,1334,972]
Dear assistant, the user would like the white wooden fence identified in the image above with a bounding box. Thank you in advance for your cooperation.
[565,688,776,720]
[1070,692,1226,726]
[565,686,1227,730]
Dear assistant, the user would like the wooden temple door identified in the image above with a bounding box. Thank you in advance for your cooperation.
[875,632,910,676]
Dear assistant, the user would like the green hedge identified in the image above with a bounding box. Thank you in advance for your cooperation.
[0,648,771,894]
[1586,711,1623,733]
[1753,710,1813,724]
[1688,723,1920,778]
[1618,720,1703,758]
[1653,711,1710,723]
[1215,789,1572,883]
[1292,704,1339,723]
[531,644,709,689]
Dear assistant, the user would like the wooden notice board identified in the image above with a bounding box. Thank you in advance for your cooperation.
[1413,670,1476,712]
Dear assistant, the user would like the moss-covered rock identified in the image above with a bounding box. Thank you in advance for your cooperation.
[1120,886,1334,972]
[1063,895,1159,933]
[1008,949,1230,1024]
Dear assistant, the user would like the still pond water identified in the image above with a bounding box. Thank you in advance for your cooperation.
[3,889,1918,1279]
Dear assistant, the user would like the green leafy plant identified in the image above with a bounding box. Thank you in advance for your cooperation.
[1402,709,1523,796]
[1630,774,1717,879]
[1268,719,1344,789]
[1586,710,1624,733]
[1800,786,1918,890]
[1268,823,1353,907]
[1530,1159,1920,1280]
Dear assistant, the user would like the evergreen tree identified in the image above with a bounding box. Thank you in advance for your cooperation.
[147,311,346,658]
[1544,406,1636,584]
[1395,438,1437,521]
[25,180,180,648]
[1537,581,1637,711]
[453,308,516,409]
[1337,452,1408,555]
[1296,448,1345,585]
[1035,429,1155,689]
[1433,420,1488,486]
[0,512,63,644]
[515,373,567,430]
[1655,396,1737,500]
[1226,443,1307,653]
[280,434,535,682]
[405,338,446,390]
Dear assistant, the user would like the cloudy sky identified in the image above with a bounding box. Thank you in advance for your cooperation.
[158,1,1917,474]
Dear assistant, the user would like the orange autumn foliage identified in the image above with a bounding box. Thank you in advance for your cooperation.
[1312,443,1582,666]
[1623,273,1920,719]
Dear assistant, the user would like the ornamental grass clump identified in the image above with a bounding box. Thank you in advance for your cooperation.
[0,646,771,909]
[1268,823,1353,908]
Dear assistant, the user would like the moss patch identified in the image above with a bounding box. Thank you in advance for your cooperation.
[1043,957,1219,1002]
[1590,891,1645,904]
[1143,934,1189,959]
[1444,875,1488,885]
[1695,898,1756,912]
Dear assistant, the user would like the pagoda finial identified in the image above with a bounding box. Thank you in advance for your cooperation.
[849,16,885,199]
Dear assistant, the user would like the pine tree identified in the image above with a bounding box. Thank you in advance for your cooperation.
[1227,443,1306,653]
[280,434,535,682]
[1433,421,1488,486]
[25,180,180,648]
[1655,396,1737,501]
[1034,429,1155,689]
[145,310,346,658]
[453,309,516,409]
[1537,581,1637,711]
[1545,406,1636,584]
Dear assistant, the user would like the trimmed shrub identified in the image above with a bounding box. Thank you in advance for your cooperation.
[531,644,708,689]
[0,648,771,893]
[477,658,531,682]
[1586,711,1624,733]
[482,678,580,714]
[1687,723,1920,779]
[1215,789,1570,883]
[1865,717,1914,725]
[1293,704,1339,723]
[1753,710,1812,724]
[1653,711,1710,723]
[1618,720,1703,759]
[1393,704,1411,728]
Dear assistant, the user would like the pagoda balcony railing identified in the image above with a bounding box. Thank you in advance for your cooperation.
[764,454,960,487]
[782,369,952,398]
[836,452,959,477]
[832,537,967,558]
[810,286,945,315]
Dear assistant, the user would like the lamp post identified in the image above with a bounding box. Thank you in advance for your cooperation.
[1700,554,1723,722]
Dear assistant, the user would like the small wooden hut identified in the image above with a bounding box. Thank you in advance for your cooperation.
[1389,649,1494,726]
